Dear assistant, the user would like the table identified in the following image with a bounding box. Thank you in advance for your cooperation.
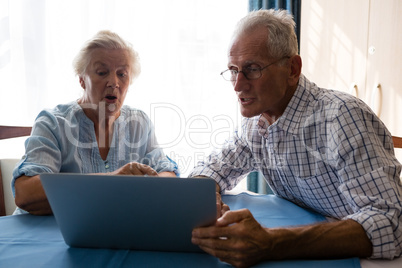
[0,193,395,268]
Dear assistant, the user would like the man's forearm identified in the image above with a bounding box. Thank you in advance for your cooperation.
[265,219,372,260]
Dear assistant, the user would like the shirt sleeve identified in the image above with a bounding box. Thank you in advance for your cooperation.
[332,104,402,259]
[12,110,63,194]
[189,118,255,191]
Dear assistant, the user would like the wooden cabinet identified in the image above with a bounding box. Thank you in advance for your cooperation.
[364,0,402,135]
[300,0,402,160]
[300,0,370,100]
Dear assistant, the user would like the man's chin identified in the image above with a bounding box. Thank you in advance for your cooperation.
[240,109,259,118]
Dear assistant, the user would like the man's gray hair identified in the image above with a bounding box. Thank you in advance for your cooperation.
[234,9,298,59]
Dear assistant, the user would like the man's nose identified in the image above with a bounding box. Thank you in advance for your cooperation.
[233,72,248,92]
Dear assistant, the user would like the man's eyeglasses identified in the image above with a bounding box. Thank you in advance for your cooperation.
[220,57,290,82]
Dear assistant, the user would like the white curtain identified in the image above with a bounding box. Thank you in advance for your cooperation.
[0,0,248,176]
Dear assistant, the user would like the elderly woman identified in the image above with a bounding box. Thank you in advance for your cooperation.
[12,30,178,215]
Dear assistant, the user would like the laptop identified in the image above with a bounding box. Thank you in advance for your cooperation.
[40,173,217,253]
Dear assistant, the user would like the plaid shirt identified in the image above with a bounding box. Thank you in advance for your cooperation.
[190,74,402,259]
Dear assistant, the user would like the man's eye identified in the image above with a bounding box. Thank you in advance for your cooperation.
[118,73,127,78]
[97,71,107,76]
[246,66,259,73]
[229,69,238,75]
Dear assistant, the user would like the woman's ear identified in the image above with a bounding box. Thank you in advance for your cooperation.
[79,77,85,89]
[288,55,302,86]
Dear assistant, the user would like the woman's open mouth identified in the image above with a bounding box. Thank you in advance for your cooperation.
[105,95,117,103]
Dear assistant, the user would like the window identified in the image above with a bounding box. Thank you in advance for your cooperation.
[0,0,248,175]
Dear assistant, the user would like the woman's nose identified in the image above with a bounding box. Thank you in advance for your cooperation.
[107,74,119,88]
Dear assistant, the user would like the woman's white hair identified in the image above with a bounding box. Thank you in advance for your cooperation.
[73,30,141,84]
[233,9,298,59]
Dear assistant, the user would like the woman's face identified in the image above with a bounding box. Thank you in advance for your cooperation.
[78,48,132,119]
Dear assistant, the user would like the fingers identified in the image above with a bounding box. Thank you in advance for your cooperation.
[192,224,255,268]
[216,192,223,218]
[192,209,266,268]
[216,208,252,226]
[131,162,158,176]
[221,203,230,215]
[197,241,253,268]
[113,162,158,176]
[216,191,230,218]
[193,209,253,240]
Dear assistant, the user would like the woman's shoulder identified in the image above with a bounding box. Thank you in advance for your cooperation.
[30,102,84,139]
[38,101,79,116]
[35,101,84,124]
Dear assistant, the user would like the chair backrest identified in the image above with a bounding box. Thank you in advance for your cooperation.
[392,136,402,149]
[0,159,21,216]
[0,126,32,140]
[0,126,32,216]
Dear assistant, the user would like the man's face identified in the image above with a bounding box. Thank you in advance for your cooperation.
[228,28,294,122]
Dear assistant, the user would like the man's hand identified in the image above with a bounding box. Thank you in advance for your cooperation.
[192,209,373,267]
[192,208,269,268]
[216,191,230,218]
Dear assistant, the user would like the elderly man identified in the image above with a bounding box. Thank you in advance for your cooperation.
[190,9,402,268]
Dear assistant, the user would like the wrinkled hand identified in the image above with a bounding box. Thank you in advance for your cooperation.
[112,162,158,176]
[192,208,271,268]
[216,191,230,218]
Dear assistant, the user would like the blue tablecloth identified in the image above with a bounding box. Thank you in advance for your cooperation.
[0,193,360,268]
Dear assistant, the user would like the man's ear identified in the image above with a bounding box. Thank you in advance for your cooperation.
[79,77,85,89]
[288,55,302,86]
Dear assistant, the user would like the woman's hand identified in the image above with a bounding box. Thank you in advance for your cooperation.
[111,162,158,176]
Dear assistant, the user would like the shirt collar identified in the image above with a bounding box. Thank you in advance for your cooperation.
[257,74,311,136]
